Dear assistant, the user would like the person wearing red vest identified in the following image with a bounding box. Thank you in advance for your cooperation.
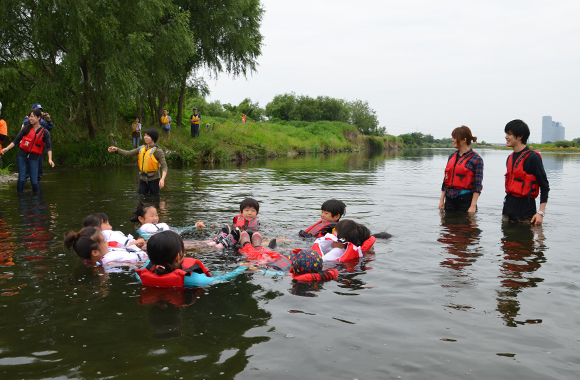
[299,199,346,238]
[439,126,484,213]
[503,120,549,223]
[209,198,262,249]
[1,109,54,193]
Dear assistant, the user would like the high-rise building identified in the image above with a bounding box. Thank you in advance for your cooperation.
[541,116,565,143]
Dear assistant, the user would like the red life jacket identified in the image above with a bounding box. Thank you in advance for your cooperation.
[239,244,282,262]
[310,235,375,261]
[301,220,336,237]
[293,268,338,282]
[444,150,476,190]
[135,257,211,288]
[19,127,46,155]
[505,150,541,199]
[233,215,259,230]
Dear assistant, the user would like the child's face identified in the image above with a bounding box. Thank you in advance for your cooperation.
[321,210,340,223]
[100,220,112,231]
[241,207,258,221]
[90,233,109,262]
[138,207,159,225]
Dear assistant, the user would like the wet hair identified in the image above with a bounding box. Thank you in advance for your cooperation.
[451,126,477,146]
[335,219,371,247]
[82,213,109,228]
[22,109,43,135]
[240,198,259,213]
[144,128,159,143]
[504,119,530,144]
[63,227,101,260]
[130,202,156,224]
[321,199,346,218]
[146,231,185,275]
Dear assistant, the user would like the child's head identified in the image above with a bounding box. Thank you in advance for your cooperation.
[240,198,259,221]
[335,219,371,247]
[321,199,346,223]
[146,231,185,275]
[130,202,159,225]
[289,249,323,275]
[63,227,108,263]
[504,119,530,144]
[82,213,111,230]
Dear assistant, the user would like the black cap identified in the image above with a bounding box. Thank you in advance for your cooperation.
[144,128,159,143]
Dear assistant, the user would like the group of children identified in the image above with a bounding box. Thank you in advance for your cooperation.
[63,198,377,287]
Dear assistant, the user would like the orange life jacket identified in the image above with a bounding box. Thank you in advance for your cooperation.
[19,127,46,155]
[444,150,475,190]
[505,150,541,199]
[301,220,336,238]
[135,257,210,288]
[138,145,160,173]
[293,268,338,282]
[239,244,282,262]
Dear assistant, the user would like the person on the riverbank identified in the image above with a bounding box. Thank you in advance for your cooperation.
[64,227,148,271]
[107,128,167,196]
[82,213,145,251]
[190,107,201,138]
[131,117,142,148]
[502,119,549,224]
[22,104,53,182]
[439,126,484,213]
[1,109,54,193]
[0,102,7,164]
[160,109,171,140]
[299,199,346,238]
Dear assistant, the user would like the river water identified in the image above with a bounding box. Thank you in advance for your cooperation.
[1,149,579,379]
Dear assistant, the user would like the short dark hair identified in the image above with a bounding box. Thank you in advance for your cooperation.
[240,198,259,213]
[504,119,530,144]
[144,128,159,143]
[130,202,155,223]
[83,213,109,228]
[147,231,185,275]
[336,219,371,247]
[321,199,346,218]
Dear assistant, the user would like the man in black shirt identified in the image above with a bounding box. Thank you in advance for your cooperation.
[502,120,549,224]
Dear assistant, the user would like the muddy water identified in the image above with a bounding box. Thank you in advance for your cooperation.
[0,149,579,379]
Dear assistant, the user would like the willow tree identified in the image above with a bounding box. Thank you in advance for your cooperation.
[170,0,264,127]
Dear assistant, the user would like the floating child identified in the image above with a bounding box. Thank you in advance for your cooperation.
[208,198,262,249]
[131,202,204,239]
[299,199,346,238]
[63,227,148,272]
[311,219,375,262]
[83,213,145,252]
[135,231,247,288]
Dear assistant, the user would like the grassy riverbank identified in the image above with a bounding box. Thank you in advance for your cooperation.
[0,118,402,168]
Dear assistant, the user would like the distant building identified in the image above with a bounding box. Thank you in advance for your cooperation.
[541,116,565,143]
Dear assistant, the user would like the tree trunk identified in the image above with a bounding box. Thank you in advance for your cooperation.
[80,57,96,138]
[177,75,186,128]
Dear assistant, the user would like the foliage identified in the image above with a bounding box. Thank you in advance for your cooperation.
[552,140,576,148]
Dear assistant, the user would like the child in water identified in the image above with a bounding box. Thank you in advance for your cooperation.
[83,213,145,252]
[313,219,372,262]
[135,230,247,288]
[208,198,262,249]
[299,199,346,238]
[63,227,148,271]
[131,202,204,238]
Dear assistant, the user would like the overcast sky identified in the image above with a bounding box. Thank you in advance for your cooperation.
[204,0,580,143]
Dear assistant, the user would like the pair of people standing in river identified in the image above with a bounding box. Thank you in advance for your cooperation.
[440,120,549,224]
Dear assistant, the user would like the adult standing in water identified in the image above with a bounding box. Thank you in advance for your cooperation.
[502,119,549,224]
[1,109,55,193]
[108,128,168,196]
[0,102,7,167]
[439,126,484,213]
[190,107,201,138]
[22,104,53,182]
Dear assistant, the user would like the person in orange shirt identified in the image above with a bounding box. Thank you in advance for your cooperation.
[0,102,7,153]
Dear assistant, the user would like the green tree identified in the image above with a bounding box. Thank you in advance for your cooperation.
[265,93,297,121]
[349,99,383,135]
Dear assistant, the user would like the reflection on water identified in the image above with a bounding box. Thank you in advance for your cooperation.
[497,222,546,327]
[438,212,482,310]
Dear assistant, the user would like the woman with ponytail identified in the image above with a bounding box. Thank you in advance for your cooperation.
[439,126,484,213]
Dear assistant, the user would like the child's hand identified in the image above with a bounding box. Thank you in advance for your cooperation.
[195,221,205,228]
[331,241,346,249]
[239,263,259,271]
[133,238,146,248]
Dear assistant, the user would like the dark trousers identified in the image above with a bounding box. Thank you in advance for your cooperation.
[191,124,200,138]
[17,154,40,193]
[502,194,536,222]
[139,178,160,195]
[445,192,475,212]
